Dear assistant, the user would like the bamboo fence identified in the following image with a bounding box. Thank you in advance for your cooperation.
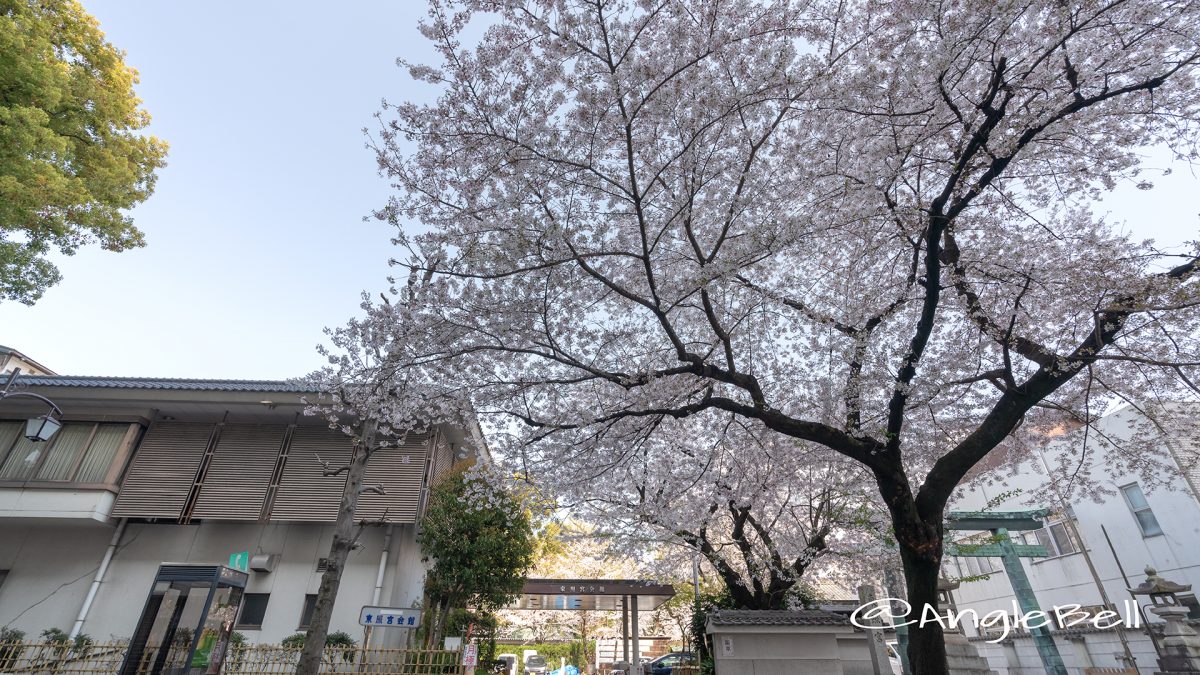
[0,642,469,675]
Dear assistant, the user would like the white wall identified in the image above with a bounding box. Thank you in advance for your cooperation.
[0,520,427,645]
[949,406,1200,674]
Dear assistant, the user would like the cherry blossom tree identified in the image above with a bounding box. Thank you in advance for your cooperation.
[562,416,882,610]
[319,0,1200,670]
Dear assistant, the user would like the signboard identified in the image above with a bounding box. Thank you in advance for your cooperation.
[721,636,734,657]
[358,606,421,627]
[228,551,249,572]
[462,644,478,667]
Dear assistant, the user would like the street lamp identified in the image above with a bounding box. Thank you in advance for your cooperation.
[1,368,64,442]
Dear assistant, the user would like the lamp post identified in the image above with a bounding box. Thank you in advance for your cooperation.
[1,368,64,442]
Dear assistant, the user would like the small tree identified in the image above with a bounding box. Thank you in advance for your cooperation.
[418,465,537,647]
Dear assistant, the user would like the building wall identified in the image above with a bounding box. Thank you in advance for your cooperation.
[949,406,1200,674]
[0,520,427,645]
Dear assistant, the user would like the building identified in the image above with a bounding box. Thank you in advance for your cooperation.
[0,369,472,645]
[948,404,1200,674]
[0,344,56,377]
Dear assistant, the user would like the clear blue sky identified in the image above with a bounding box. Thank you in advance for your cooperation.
[0,3,1196,380]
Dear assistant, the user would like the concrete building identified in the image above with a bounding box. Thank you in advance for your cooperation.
[0,370,472,645]
[948,404,1200,674]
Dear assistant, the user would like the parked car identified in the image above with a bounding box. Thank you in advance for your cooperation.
[524,653,549,675]
[646,652,696,674]
[494,653,517,675]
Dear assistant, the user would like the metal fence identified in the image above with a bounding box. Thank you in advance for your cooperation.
[0,642,468,675]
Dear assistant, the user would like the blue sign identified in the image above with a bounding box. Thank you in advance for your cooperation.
[359,606,421,627]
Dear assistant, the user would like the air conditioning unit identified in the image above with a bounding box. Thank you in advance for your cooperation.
[250,554,280,573]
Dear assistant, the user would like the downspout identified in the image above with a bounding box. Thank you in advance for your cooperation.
[70,517,128,638]
[372,525,394,605]
[364,525,394,648]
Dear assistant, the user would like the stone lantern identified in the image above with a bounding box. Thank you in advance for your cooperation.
[1130,566,1200,673]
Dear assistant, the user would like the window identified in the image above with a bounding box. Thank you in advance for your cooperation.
[1020,519,1080,557]
[1121,483,1163,537]
[298,594,318,630]
[952,555,1000,579]
[237,593,270,629]
[0,421,130,483]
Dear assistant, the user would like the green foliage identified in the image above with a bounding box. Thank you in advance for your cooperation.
[281,633,306,648]
[0,627,24,670]
[39,628,68,644]
[36,629,91,655]
[0,0,168,304]
[448,609,499,662]
[984,489,1023,511]
[690,589,735,667]
[418,465,537,614]
[281,631,357,663]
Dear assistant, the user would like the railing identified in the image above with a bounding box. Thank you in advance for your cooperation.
[0,641,467,675]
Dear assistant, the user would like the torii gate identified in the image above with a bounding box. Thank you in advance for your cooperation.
[944,509,1067,675]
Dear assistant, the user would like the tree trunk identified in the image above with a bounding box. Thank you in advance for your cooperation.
[874,462,949,675]
[296,425,374,675]
[898,540,946,675]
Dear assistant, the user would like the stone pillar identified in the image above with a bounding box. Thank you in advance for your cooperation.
[938,577,998,675]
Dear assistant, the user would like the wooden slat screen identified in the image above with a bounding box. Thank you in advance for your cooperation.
[190,424,286,520]
[430,433,455,485]
[112,422,214,518]
[356,434,430,523]
[269,426,353,522]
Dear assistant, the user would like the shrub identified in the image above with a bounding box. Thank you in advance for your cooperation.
[281,631,357,663]
[0,628,25,670]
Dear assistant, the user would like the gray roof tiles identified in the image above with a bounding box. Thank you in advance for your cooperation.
[12,375,311,393]
[706,609,851,627]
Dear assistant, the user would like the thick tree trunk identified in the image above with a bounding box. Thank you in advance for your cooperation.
[296,426,374,675]
[874,463,949,675]
[898,539,946,675]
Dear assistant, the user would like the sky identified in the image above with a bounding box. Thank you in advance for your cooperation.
[0,2,435,380]
[0,3,1197,380]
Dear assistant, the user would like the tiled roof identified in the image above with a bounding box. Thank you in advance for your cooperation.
[12,375,312,393]
[707,609,851,627]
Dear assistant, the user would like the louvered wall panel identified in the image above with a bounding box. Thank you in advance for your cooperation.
[112,422,213,519]
[270,426,353,522]
[356,434,430,523]
[190,424,286,520]
[430,434,455,484]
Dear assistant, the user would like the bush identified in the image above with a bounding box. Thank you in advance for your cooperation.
[39,628,69,645]
[0,628,24,670]
[281,631,357,663]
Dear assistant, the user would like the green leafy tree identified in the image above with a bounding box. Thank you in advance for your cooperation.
[418,465,537,647]
[0,0,167,303]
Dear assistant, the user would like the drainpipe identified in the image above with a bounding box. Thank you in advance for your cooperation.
[70,518,127,638]
[364,525,395,648]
